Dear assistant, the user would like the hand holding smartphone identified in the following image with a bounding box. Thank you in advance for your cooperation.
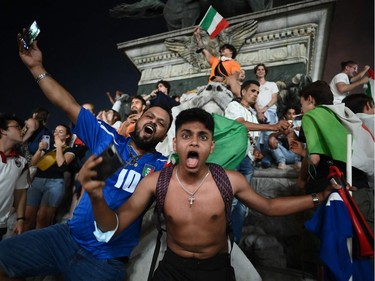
[93,144,125,181]
[21,21,40,50]
[41,135,50,150]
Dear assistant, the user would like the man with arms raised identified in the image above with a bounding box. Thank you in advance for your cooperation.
[78,108,339,281]
[0,36,172,280]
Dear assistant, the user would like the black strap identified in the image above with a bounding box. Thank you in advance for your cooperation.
[214,60,229,78]
[208,163,234,250]
[147,228,164,281]
[148,165,173,280]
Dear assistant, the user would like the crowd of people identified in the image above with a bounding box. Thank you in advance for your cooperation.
[0,26,373,281]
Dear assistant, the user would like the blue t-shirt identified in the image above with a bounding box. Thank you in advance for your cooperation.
[68,108,168,259]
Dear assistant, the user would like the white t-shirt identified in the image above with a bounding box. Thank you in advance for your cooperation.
[0,155,28,228]
[330,73,350,104]
[225,101,259,160]
[256,81,279,110]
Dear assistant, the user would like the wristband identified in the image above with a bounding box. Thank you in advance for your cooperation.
[16,217,25,221]
[196,48,204,53]
[35,73,51,84]
[311,193,320,208]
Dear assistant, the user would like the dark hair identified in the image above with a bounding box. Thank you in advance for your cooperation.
[283,105,300,117]
[108,109,122,122]
[219,44,237,59]
[0,113,24,131]
[156,80,171,94]
[241,79,260,95]
[32,107,50,125]
[254,63,268,76]
[144,104,173,132]
[55,123,72,143]
[342,93,374,113]
[299,80,333,105]
[341,61,357,70]
[131,95,146,107]
[175,108,214,136]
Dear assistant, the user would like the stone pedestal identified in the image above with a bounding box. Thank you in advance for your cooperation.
[241,166,319,279]
[117,0,335,96]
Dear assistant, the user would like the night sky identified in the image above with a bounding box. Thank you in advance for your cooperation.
[0,0,373,129]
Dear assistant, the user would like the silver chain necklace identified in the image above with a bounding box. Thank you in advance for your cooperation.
[175,167,210,207]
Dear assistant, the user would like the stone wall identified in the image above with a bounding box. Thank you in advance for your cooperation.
[241,167,319,278]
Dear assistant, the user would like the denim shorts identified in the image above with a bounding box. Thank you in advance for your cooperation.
[0,224,126,281]
[27,177,65,207]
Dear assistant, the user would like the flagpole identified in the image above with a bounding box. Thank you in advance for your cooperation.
[198,5,212,26]
[346,133,353,281]
[346,134,352,186]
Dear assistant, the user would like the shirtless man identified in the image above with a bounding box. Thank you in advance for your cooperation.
[78,107,338,281]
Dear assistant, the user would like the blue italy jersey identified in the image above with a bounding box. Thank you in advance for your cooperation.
[68,108,168,259]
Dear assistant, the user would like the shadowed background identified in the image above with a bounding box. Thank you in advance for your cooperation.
[0,0,373,128]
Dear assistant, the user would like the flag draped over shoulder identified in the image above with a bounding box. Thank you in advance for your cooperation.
[199,5,229,39]
[207,113,248,169]
[302,104,374,176]
[302,106,347,163]
[323,104,374,176]
[305,192,374,281]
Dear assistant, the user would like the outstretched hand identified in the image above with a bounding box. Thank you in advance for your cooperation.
[77,155,106,199]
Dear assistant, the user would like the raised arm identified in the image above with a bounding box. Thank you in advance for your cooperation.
[17,37,81,124]
[351,65,370,83]
[194,26,212,62]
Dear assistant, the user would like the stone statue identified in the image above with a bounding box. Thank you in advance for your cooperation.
[164,20,258,70]
[110,0,272,30]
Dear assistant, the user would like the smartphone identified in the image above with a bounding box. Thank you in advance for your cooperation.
[93,144,125,181]
[21,21,40,50]
[41,135,50,150]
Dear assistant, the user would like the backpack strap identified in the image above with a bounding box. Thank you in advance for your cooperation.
[208,163,234,235]
[155,164,174,229]
[148,165,174,281]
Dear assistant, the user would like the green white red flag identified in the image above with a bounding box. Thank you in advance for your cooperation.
[199,5,229,39]
[302,104,374,176]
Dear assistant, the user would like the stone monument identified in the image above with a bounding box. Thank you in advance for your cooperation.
[117,0,335,97]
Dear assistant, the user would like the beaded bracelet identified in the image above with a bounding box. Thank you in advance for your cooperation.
[35,73,51,84]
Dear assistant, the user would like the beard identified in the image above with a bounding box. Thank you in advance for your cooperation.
[130,130,160,151]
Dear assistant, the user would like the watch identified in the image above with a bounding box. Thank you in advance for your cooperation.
[196,48,204,53]
[311,193,320,208]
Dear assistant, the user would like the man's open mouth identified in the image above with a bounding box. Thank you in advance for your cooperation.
[186,151,199,168]
[144,124,156,134]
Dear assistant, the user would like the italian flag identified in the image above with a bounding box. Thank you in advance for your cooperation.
[365,68,374,102]
[302,104,374,176]
[199,5,229,39]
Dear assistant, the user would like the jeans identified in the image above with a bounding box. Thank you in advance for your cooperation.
[270,143,300,164]
[27,177,65,207]
[232,156,254,243]
[258,108,278,168]
[0,224,126,281]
